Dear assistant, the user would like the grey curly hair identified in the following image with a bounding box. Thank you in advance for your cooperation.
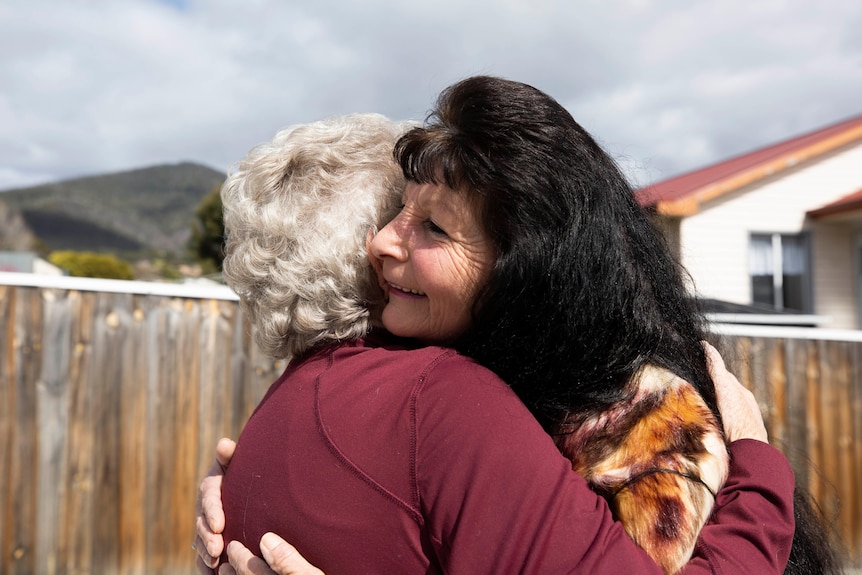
[221,113,409,359]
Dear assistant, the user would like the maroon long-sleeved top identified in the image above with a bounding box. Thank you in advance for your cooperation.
[221,335,794,574]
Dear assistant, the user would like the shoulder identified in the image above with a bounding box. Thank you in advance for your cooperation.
[408,346,552,458]
[408,346,524,408]
[322,337,536,439]
[341,336,511,394]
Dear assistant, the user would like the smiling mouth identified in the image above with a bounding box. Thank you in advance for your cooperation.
[389,282,426,297]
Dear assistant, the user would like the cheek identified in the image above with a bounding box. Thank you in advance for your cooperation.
[456,249,493,300]
[430,254,489,316]
[422,250,475,295]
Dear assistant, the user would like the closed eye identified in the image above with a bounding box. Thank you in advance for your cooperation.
[425,220,448,237]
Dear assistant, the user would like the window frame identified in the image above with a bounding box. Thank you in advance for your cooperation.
[749,231,812,313]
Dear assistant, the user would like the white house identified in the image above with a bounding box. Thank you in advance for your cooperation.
[637,114,862,329]
[0,251,64,276]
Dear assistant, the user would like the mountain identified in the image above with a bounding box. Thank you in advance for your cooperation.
[0,162,225,258]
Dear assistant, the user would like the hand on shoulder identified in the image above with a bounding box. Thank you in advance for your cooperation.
[704,343,768,443]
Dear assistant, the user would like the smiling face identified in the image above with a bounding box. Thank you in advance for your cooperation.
[368,181,495,344]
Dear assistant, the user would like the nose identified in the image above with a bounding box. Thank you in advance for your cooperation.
[369,215,408,262]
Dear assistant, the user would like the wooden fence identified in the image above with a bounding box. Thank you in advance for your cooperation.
[0,275,282,575]
[713,323,862,569]
[0,273,859,573]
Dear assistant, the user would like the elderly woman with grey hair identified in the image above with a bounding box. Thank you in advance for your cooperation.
[221,113,408,359]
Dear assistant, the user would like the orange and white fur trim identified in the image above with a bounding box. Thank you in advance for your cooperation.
[555,365,730,574]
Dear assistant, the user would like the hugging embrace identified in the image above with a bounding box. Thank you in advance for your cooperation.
[196,76,840,575]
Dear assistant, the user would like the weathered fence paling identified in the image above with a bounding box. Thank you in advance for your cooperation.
[720,333,861,565]
[1,280,280,575]
[1,278,860,573]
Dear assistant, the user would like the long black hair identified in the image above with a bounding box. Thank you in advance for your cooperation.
[395,75,842,574]
[396,75,714,429]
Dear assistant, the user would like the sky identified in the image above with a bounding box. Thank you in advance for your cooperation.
[2,0,861,192]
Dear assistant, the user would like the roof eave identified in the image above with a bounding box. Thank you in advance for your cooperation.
[646,119,862,216]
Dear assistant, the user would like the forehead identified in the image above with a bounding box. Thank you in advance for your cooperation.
[406,181,484,222]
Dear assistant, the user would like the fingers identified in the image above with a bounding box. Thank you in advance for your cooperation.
[200,470,227,536]
[224,540,279,575]
[702,342,768,443]
[216,437,237,469]
[702,341,725,372]
[195,513,223,568]
[219,533,326,575]
[195,437,235,566]
[260,533,325,575]
[198,554,220,575]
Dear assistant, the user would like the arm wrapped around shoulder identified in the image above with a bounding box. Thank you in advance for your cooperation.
[696,439,795,573]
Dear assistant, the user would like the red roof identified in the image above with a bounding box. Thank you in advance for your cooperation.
[636,114,862,216]
[807,188,862,219]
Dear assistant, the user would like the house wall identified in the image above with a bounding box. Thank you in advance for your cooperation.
[809,222,858,328]
[676,142,862,328]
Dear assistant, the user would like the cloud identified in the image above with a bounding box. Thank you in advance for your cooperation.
[1,0,860,190]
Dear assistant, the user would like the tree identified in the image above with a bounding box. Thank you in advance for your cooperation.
[49,251,135,280]
[188,182,225,274]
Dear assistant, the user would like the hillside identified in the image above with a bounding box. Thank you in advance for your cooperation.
[0,162,225,258]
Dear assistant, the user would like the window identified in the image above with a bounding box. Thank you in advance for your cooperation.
[749,233,811,312]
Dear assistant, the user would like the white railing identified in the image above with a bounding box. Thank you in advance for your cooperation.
[0,270,238,300]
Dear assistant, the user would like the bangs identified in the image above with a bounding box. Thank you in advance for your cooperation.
[394,126,473,191]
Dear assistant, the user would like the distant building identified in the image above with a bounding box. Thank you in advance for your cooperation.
[0,251,64,275]
[637,113,862,329]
